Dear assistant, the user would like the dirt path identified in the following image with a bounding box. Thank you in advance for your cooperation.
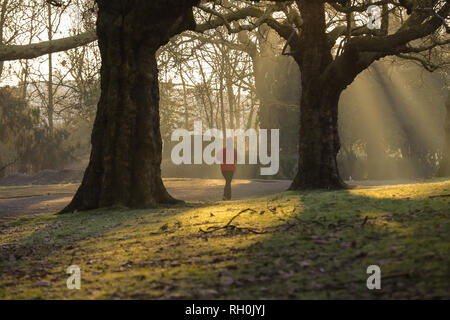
[0,178,423,224]
[0,179,291,223]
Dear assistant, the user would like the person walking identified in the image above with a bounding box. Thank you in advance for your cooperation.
[217,137,238,200]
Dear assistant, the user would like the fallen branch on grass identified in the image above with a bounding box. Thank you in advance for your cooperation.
[199,208,265,234]
[361,216,369,226]
[429,194,450,199]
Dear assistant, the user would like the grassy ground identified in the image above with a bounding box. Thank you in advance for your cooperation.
[0,179,449,299]
[0,184,78,199]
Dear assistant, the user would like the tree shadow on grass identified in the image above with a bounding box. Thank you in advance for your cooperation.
[0,183,448,299]
[0,201,208,294]
[193,189,449,299]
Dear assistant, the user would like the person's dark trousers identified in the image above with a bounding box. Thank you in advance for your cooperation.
[221,170,234,200]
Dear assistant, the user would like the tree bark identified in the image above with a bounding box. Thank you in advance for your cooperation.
[289,1,346,190]
[289,81,345,189]
[0,30,97,61]
[437,92,450,177]
[60,0,198,213]
[277,0,449,189]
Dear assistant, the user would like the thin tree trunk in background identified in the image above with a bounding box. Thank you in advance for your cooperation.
[20,9,37,102]
[195,52,214,127]
[61,0,198,213]
[20,62,29,100]
[0,0,9,78]
[223,46,235,129]
[179,66,190,129]
[47,3,54,136]
[437,93,450,177]
[215,85,220,130]
[246,91,255,130]
[236,85,241,128]
[219,74,226,139]
[225,70,235,129]
[47,52,54,135]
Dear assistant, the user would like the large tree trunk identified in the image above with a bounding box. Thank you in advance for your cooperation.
[61,0,197,213]
[289,1,346,190]
[289,82,346,189]
[437,92,450,177]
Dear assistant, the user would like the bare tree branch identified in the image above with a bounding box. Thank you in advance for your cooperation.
[0,30,97,61]
[397,53,443,71]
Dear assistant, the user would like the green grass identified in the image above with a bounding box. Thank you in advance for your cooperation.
[0,180,449,299]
